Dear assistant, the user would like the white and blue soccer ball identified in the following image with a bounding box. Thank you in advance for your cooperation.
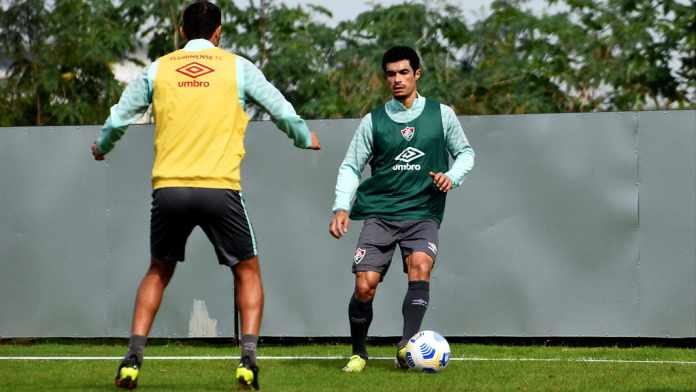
[404,330,451,372]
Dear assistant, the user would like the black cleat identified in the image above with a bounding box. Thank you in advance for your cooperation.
[115,354,141,389]
[235,356,260,390]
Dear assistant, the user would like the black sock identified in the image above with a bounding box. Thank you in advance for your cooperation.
[126,335,147,364]
[400,280,430,347]
[348,295,373,359]
[241,334,259,367]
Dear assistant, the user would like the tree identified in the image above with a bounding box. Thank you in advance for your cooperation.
[458,0,575,114]
[548,0,693,110]
[0,0,143,126]
[220,1,336,119]
[1,0,693,126]
[318,2,471,118]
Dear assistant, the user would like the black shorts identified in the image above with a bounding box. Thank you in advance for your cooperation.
[150,187,257,267]
[352,218,439,278]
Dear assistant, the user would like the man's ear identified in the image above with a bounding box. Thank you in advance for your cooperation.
[414,68,422,81]
[211,25,222,45]
[179,26,187,41]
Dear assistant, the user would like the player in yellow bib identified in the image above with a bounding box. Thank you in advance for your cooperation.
[92,2,320,390]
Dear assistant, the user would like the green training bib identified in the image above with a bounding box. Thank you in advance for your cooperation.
[350,99,449,223]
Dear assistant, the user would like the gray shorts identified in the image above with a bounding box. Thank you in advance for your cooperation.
[352,218,440,278]
[150,188,257,267]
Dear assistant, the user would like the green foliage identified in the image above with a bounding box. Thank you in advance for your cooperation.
[548,0,694,110]
[458,1,573,114]
[0,0,142,126]
[322,3,472,118]
[0,0,693,126]
[220,1,337,119]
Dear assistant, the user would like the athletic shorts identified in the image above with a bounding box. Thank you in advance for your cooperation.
[150,187,257,267]
[351,218,439,278]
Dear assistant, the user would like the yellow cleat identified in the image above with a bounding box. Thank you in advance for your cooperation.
[395,345,409,369]
[236,362,259,390]
[120,367,139,380]
[342,355,366,373]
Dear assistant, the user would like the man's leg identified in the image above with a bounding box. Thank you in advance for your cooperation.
[394,251,433,369]
[348,271,381,360]
[116,257,176,389]
[344,219,398,372]
[232,256,264,366]
[131,258,178,339]
[194,189,262,388]
[232,256,263,390]
[397,219,438,353]
[343,271,381,373]
[400,252,433,347]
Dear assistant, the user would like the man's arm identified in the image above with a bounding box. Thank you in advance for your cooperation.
[441,105,475,189]
[329,115,373,239]
[238,57,318,149]
[93,63,156,159]
[332,115,373,212]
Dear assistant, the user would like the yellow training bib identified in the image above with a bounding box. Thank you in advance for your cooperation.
[152,47,249,190]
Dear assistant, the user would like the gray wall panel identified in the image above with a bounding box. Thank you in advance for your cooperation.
[439,113,638,336]
[102,125,154,337]
[0,127,111,336]
[0,111,694,337]
[637,110,696,337]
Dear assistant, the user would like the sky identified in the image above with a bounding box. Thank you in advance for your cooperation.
[261,0,551,23]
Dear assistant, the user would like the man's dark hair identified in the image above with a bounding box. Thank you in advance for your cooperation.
[381,46,421,73]
[182,1,221,40]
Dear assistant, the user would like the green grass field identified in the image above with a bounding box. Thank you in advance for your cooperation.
[1,342,695,391]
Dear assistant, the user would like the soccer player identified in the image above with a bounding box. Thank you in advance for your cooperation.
[329,46,474,372]
[92,2,320,389]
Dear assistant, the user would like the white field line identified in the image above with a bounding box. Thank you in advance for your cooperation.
[0,356,695,365]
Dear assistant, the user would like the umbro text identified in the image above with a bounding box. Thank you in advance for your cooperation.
[178,80,210,88]
[392,163,422,171]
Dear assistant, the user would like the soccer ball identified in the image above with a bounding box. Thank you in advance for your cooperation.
[404,330,451,372]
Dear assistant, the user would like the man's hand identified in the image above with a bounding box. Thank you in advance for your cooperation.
[91,143,105,161]
[329,210,351,239]
[308,131,321,150]
[429,171,452,192]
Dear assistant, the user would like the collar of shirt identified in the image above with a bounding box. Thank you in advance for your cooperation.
[385,93,426,123]
[183,39,216,51]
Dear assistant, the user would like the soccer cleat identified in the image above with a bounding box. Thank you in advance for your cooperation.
[115,354,141,389]
[342,355,366,373]
[395,344,409,369]
[236,357,260,390]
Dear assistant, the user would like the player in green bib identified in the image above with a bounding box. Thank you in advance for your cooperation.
[329,46,475,372]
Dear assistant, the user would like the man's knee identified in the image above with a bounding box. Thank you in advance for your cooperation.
[355,273,379,301]
[233,256,261,277]
[410,262,431,275]
[148,257,176,280]
[355,285,375,301]
[407,252,433,279]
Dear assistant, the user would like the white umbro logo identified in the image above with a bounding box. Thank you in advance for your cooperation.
[411,298,429,306]
[393,147,425,171]
[427,242,438,255]
[394,147,425,163]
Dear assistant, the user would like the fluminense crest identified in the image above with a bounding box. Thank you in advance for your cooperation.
[353,248,366,264]
[400,127,415,141]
